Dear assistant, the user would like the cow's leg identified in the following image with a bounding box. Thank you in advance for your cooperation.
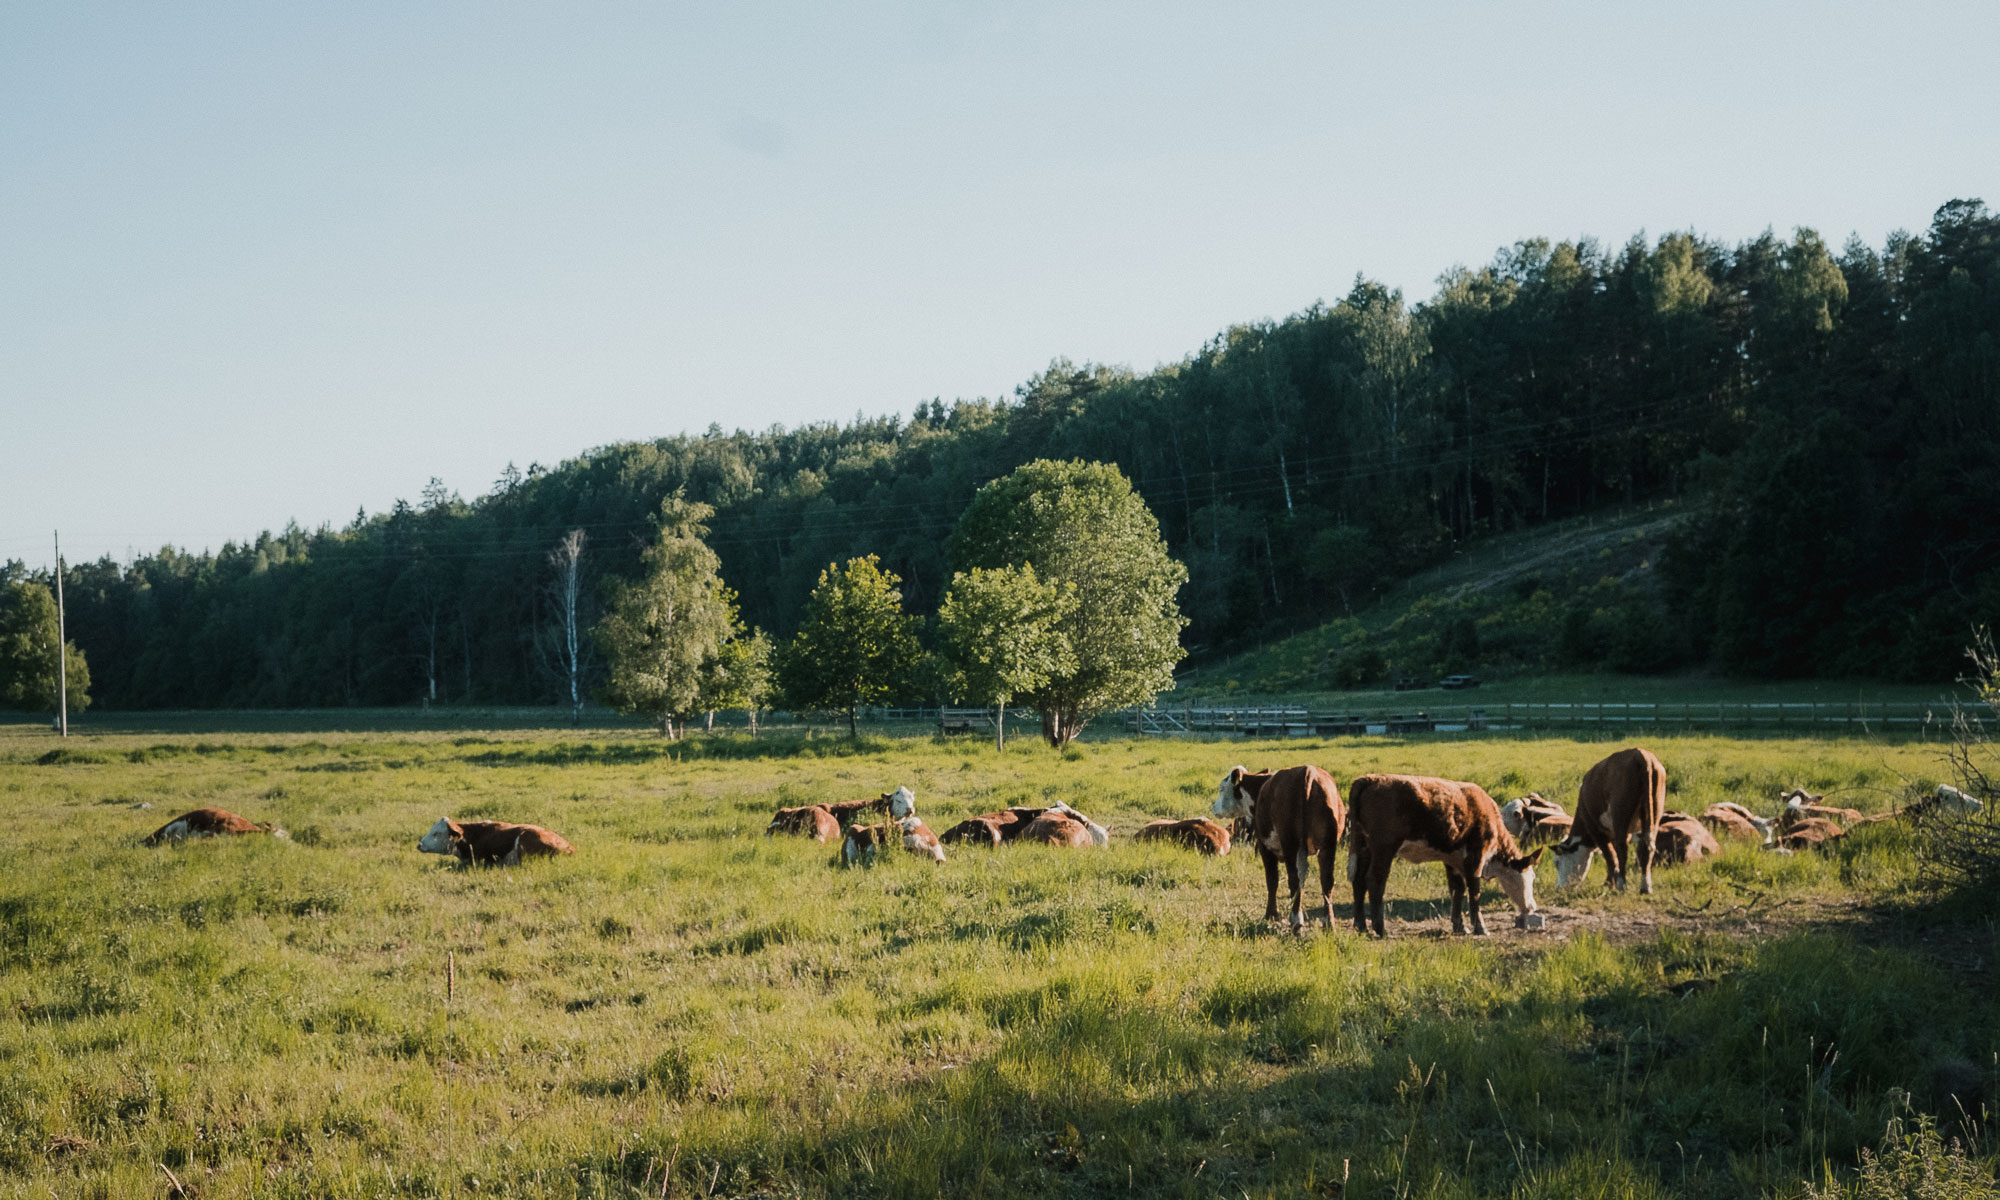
[1348,844,1371,935]
[1635,828,1656,896]
[1605,836,1628,893]
[1318,848,1337,928]
[1286,849,1307,930]
[1261,849,1281,921]
[1446,867,1467,935]
[1366,848,1396,938]
[1465,858,1489,935]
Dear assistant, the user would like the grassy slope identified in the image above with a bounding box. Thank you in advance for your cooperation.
[1,721,1995,1199]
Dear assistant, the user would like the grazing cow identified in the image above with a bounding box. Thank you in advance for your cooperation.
[767,804,842,842]
[1778,789,1864,827]
[1552,747,1666,894]
[1768,816,1845,852]
[1500,794,1573,847]
[146,807,287,846]
[1213,764,1347,930]
[1346,774,1542,937]
[1700,801,1774,843]
[417,818,575,865]
[1654,811,1721,864]
[844,815,946,866]
[1019,811,1098,847]
[1133,817,1232,856]
[824,786,917,827]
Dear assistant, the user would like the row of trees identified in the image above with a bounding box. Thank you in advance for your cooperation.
[594,460,1185,746]
[8,200,1995,707]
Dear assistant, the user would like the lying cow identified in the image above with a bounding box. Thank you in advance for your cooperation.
[941,806,1048,846]
[1019,811,1099,847]
[1133,817,1232,856]
[1768,816,1845,853]
[823,786,917,827]
[1500,794,1573,847]
[146,807,287,846]
[1213,764,1346,930]
[1553,747,1666,894]
[1903,784,1986,819]
[417,818,575,866]
[842,815,945,867]
[1654,811,1721,864]
[1778,789,1864,828]
[1346,774,1541,937]
[766,804,841,842]
[1699,801,1774,843]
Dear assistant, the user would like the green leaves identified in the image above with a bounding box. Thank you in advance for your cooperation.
[775,555,923,735]
[595,500,733,736]
[936,564,1076,708]
[0,581,91,714]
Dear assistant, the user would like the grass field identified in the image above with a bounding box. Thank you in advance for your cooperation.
[1,720,1995,1199]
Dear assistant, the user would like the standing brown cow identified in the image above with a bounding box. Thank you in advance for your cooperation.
[1346,774,1542,938]
[1213,764,1346,930]
[1552,746,1666,894]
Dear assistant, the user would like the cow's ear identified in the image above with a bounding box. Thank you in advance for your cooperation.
[1229,767,1244,785]
[1520,847,1546,869]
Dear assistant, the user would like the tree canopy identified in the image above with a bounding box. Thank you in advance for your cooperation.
[595,499,732,737]
[776,555,923,735]
[0,581,91,714]
[935,564,1076,749]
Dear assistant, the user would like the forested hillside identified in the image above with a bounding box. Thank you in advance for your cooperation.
[12,201,1997,709]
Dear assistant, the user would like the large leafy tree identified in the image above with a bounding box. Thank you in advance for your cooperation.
[0,580,92,714]
[777,555,922,736]
[935,564,1075,750]
[595,499,732,738]
[696,588,774,733]
[949,459,1188,746]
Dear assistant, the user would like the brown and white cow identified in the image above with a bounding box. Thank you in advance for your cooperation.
[823,786,917,827]
[766,804,842,842]
[1019,811,1102,848]
[1654,811,1721,864]
[1500,794,1573,847]
[1552,747,1666,894]
[1768,816,1845,852]
[417,818,575,866]
[1699,801,1774,843]
[1133,816,1232,856]
[1213,764,1346,930]
[146,807,287,846]
[842,815,945,866]
[1778,789,1864,828]
[1346,774,1541,937]
[942,805,1052,846]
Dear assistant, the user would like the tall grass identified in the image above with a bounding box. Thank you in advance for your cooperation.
[0,724,1992,1197]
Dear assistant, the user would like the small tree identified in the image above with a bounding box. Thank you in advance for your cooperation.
[596,499,732,739]
[949,460,1188,746]
[538,529,594,726]
[0,580,91,715]
[777,555,923,736]
[935,565,1075,750]
[696,589,774,735]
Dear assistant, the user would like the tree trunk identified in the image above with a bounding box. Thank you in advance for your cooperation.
[847,704,858,738]
[995,700,1005,752]
[747,707,759,738]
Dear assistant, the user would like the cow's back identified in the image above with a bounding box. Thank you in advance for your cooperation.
[1022,813,1094,847]
[1577,747,1665,845]
[1349,774,1507,852]
[1254,765,1345,855]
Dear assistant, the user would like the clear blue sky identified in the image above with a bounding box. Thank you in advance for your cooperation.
[4,1,1995,569]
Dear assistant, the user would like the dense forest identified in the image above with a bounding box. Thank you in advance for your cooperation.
[9,200,1997,709]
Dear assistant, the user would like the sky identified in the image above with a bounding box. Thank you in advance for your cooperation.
[4,1,1996,570]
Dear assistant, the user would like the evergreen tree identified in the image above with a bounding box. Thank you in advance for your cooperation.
[776,555,922,736]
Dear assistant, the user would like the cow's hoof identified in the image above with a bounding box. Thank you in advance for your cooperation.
[1517,913,1546,930]
[1470,926,1489,936]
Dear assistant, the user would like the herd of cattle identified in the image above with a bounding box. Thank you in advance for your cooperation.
[139,747,1984,937]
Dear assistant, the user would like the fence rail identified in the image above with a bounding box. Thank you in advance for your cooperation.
[1114,700,1951,736]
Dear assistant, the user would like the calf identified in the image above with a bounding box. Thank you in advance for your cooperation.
[1020,811,1098,847]
[844,815,946,866]
[767,804,842,842]
[1346,774,1541,937]
[1500,794,1573,847]
[1133,817,1232,856]
[1552,746,1666,894]
[146,807,287,846]
[1654,811,1721,864]
[1700,801,1774,842]
[417,818,575,866]
[824,786,917,827]
[1213,764,1346,930]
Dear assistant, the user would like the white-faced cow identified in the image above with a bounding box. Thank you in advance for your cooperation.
[1500,794,1573,847]
[1904,784,1986,819]
[1133,817,1232,856]
[1346,774,1542,938]
[899,815,946,863]
[1778,789,1864,828]
[417,818,575,866]
[1654,811,1721,864]
[1213,764,1346,930]
[843,815,945,866]
[766,804,842,842]
[1699,801,1774,843]
[146,807,287,846]
[823,786,917,827]
[1552,747,1666,894]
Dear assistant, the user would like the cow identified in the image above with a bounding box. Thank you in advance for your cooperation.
[1552,747,1666,894]
[1019,811,1098,847]
[843,815,945,867]
[417,818,575,866]
[145,807,287,846]
[1654,811,1721,864]
[767,804,842,842]
[1768,817,1845,853]
[940,815,1008,847]
[1044,800,1109,846]
[823,786,917,827]
[1500,794,1573,847]
[1901,784,1986,820]
[1345,774,1541,938]
[1778,789,1864,828]
[1699,801,1774,843]
[1213,764,1346,930]
[1133,817,1232,856]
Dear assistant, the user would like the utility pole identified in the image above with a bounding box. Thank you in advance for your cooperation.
[54,531,68,737]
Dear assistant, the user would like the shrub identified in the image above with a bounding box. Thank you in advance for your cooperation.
[1804,1115,1996,1200]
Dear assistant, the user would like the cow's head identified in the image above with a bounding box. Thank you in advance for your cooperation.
[1482,846,1544,923]
[1550,835,1596,887]
[417,817,463,855]
[1936,784,1985,815]
[1213,766,1255,820]
[887,786,916,819]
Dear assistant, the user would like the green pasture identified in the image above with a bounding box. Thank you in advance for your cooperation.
[0,722,1994,1198]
